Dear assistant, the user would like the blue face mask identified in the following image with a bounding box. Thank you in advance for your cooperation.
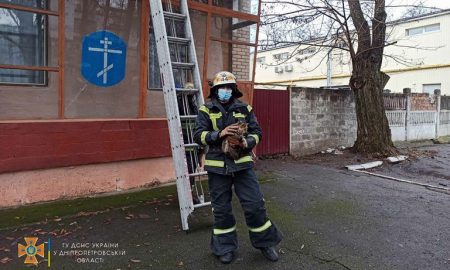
[217,87,233,102]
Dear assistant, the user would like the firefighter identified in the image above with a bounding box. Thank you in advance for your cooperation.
[193,71,283,264]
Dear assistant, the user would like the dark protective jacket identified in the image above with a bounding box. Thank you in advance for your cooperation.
[193,97,262,175]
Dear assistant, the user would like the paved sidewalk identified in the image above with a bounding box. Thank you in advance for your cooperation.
[1,156,449,269]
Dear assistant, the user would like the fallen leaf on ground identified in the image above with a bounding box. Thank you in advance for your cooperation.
[138,214,150,219]
[177,261,184,266]
[77,211,100,216]
[0,247,10,252]
[129,258,141,263]
[0,257,12,264]
[54,218,62,222]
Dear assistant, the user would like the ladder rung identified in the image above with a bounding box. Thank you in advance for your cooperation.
[194,201,211,208]
[163,11,186,21]
[176,88,199,94]
[184,143,199,148]
[180,115,197,120]
[172,62,195,69]
[168,36,190,44]
[189,171,208,177]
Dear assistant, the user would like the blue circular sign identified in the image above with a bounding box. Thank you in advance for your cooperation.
[81,31,127,87]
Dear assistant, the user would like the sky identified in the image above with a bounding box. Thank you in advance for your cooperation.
[386,0,450,20]
[418,0,450,9]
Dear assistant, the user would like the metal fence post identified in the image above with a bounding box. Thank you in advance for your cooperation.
[403,88,411,142]
[435,89,441,139]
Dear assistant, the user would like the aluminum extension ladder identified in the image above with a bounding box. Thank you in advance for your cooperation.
[149,0,210,230]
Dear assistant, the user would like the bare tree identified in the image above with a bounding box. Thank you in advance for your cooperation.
[260,0,441,155]
[401,0,440,19]
[347,0,394,154]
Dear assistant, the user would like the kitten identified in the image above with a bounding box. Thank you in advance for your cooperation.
[222,122,248,160]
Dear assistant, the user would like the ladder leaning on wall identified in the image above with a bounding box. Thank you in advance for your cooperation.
[149,0,210,231]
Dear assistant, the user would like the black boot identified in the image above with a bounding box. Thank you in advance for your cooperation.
[260,246,279,262]
[218,252,234,264]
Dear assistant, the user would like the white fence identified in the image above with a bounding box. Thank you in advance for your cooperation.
[386,111,407,141]
[386,110,450,141]
[409,111,437,140]
[439,110,450,137]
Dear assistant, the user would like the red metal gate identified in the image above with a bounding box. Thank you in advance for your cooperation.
[252,89,290,156]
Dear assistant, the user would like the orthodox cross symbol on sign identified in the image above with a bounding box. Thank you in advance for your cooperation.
[81,31,127,87]
[88,37,122,84]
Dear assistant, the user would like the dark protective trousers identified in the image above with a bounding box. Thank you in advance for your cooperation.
[208,169,283,256]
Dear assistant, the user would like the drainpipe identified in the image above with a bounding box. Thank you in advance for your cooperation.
[326,49,332,87]
[403,88,411,141]
[435,89,441,139]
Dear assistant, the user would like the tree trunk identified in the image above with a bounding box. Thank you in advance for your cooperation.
[350,57,396,156]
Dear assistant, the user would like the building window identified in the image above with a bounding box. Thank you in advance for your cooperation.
[0,0,48,85]
[213,0,258,15]
[273,52,289,61]
[98,0,130,10]
[406,23,440,36]
[148,25,162,90]
[299,47,316,55]
[423,83,441,95]
[256,56,265,64]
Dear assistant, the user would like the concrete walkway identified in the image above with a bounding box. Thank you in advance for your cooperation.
[1,157,449,269]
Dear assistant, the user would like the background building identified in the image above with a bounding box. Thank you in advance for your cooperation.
[0,0,261,207]
[252,9,450,95]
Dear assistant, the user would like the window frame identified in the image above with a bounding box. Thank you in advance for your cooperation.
[0,0,64,118]
[273,52,289,61]
[256,56,265,64]
[422,83,441,95]
[0,9,49,86]
[406,23,441,37]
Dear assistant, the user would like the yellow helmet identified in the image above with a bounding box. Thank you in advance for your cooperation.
[211,71,237,88]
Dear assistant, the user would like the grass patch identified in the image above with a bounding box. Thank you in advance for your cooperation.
[0,185,177,230]
[257,171,277,184]
[304,197,358,219]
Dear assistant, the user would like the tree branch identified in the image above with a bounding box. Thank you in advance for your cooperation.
[348,0,372,56]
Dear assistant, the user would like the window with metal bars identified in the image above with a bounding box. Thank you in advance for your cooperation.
[0,0,48,85]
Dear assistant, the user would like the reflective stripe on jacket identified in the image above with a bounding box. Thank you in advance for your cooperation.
[193,98,262,174]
